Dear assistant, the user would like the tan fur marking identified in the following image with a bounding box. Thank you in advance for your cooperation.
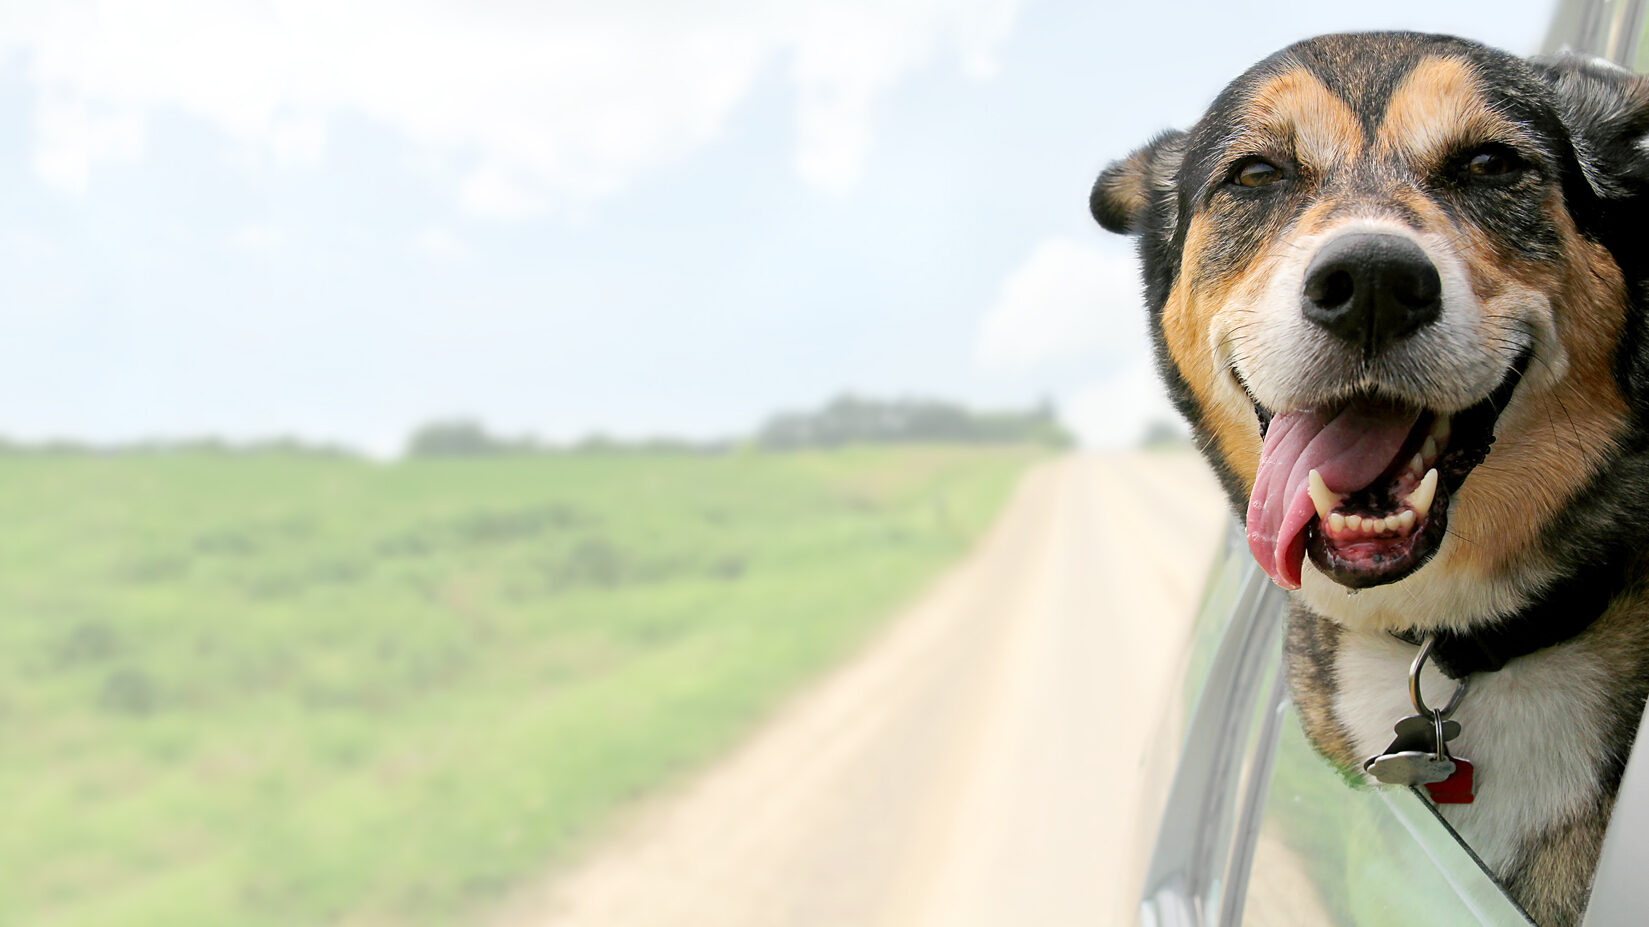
[1378,56,1530,168]
[1162,217,1263,487]
[1167,196,1348,496]
[1289,196,1351,239]
[1448,194,1629,579]
[1235,67,1362,172]
[1164,68,1361,496]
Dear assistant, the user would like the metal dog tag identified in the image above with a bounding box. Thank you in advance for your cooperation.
[1365,711,1459,786]
[1365,638,1477,794]
[1393,713,1460,745]
[1366,750,1457,786]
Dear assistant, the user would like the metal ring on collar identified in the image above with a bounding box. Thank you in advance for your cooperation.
[1409,636,1471,719]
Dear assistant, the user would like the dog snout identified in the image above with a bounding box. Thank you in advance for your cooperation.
[1301,233,1442,354]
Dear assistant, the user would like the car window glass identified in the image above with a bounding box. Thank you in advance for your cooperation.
[1139,559,1290,927]
[1636,7,1649,71]
[1240,703,1535,927]
[1181,532,1252,717]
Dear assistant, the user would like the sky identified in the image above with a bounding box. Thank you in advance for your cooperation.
[0,0,1556,455]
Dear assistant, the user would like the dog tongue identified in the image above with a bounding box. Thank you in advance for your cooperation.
[1245,403,1421,589]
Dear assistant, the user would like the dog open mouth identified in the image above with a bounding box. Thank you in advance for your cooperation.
[1244,355,1529,589]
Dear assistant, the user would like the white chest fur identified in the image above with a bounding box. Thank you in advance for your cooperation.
[1333,631,1613,874]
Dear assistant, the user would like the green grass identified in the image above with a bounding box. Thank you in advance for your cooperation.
[0,446,1040,926]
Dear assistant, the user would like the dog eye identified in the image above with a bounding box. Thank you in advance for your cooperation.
[1461,147,1527,181]
[1232,159,1284,188]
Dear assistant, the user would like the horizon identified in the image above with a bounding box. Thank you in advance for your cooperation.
[0,392,1084,459]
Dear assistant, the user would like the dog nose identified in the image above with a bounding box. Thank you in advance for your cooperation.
[1301,233,1442,353]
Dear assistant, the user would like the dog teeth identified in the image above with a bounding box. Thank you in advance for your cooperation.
[1409,453,1425,476]
[1322,498,1427,540]
[1430,415,1451,445]
[1307,469,1342,521]
[1421,436,1438,463]
[1406,468,1439,517]
[1324,508,1423,538]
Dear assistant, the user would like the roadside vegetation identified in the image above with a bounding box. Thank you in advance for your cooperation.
[4,443,1041,925]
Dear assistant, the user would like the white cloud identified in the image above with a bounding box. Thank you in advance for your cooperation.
[32,91,145,193]
[1058,360,1183,449]
[414,226,468,261]
[974,236,1145,373]
[975,235,1184,448]
[788,0,1021,190]
[0,0,1024,214]
[0,227,55,262]
[231,222,284,254]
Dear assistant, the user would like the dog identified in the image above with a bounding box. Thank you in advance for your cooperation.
[1092,32,1649,926]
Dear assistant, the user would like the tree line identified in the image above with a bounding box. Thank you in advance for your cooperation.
[405,396,1071,456]
[751,395,1070,451]
[0,395,1076,459]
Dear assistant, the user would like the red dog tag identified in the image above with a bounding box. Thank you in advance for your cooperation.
[1424,758,1474,804]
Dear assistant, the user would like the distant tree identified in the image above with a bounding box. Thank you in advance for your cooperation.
[0,434,358,457]
[569,433,731,455]
[572,432,619,454]
[755,395,1072,449]
[404,419,514,457]
[243,436,355,458]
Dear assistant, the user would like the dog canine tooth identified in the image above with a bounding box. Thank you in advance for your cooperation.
[1407,468,1439,517]
[1307,469,1342,521]
[1430,414,1451,445]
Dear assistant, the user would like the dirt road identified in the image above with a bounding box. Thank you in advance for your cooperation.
[497,452,1229,927]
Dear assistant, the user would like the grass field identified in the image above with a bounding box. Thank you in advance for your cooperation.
[1,445,1040,926]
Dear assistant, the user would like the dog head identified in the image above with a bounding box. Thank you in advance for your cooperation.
[1094,33,1649,631]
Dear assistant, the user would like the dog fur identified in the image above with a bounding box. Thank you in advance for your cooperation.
[1093,33,1649,926]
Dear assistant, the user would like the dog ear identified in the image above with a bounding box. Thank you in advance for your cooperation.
[1534,52,1649,200]
[1090,130,1186,234]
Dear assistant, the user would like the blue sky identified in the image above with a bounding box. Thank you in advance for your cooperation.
[0,1,1553,454]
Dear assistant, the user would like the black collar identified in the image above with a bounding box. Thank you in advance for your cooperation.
[1391,554,1631,679]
